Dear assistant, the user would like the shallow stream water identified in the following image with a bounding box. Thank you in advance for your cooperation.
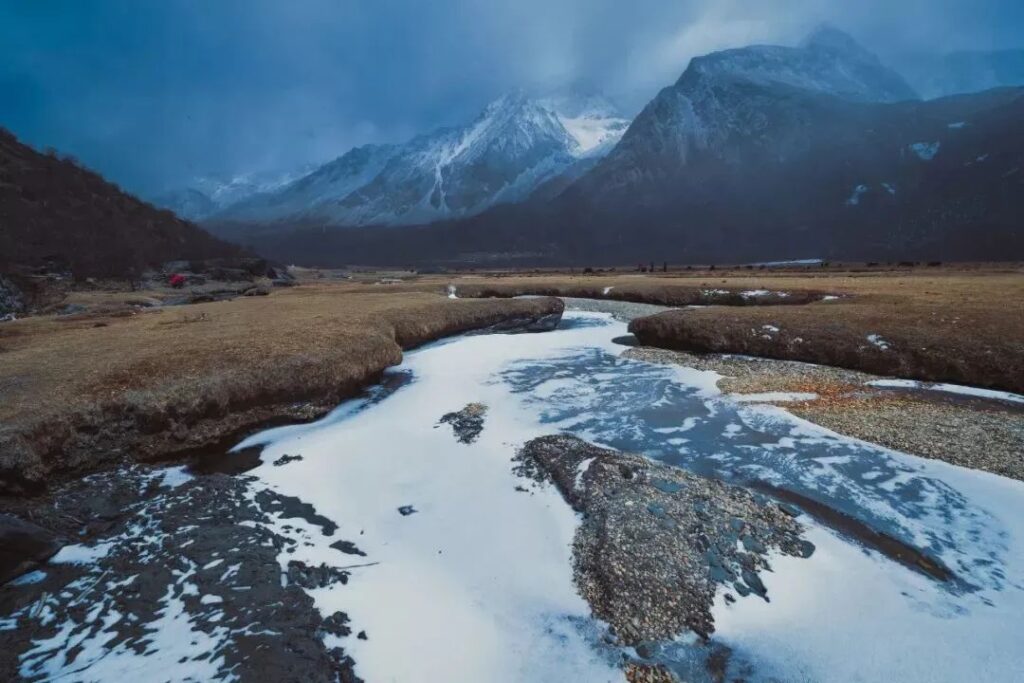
[12,310,1024,681]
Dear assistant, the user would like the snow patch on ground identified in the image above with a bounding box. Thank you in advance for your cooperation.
[845,184,869,205]
[10,570,47,586]
[50,541,115,565]
[867,334,891,350]
[151,465,193,489]
[909,142,941,161]
[868,379,1024,405]
[728,392,818,403]
[574,457,597,492]
[19,560,232,681]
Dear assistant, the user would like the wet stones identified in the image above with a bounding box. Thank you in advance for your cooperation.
[255,489,338,536]
[330,540,367,556]
[0,514,62,584]
[437,403,488,444]
[0,473,360,682]
[273,453,304,466]
[322,611,353,637]
[287,560,350,589]
[625,663,679,683]
[524,312,563,332]
[469,309,564,335]
[514,435,812,645]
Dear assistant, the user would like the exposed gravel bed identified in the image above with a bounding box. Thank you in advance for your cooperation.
[626,347,1024,482]
[794,398,1024,482]
[626,346,871,394]
[514,435,812,645]
[625,662,680,682]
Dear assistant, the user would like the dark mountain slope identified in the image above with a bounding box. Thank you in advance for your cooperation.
[0,128,239,278]
[219,30,1023,267]
[241,87,1024,267]
[558,86,1024,263]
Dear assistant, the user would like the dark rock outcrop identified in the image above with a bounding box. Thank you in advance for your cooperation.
[0,513,62,584]
[515,435,813,644]
[438,403,488,444]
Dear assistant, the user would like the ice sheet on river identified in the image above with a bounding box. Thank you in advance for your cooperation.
[247,311,1024,682]
[15,311,1023,682]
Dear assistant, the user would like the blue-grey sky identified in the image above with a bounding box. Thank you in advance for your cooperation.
[2,0,1022,196]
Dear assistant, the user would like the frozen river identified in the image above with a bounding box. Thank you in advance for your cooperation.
[11,311,1024,681]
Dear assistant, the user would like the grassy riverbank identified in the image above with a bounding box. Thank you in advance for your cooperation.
[2,264,1020,492]
[418,266,1023,393]
[0,285,562,493]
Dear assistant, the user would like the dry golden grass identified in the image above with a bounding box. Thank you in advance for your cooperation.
[392,266,1023,393]
[627,270,1024,393]
[0,285,562,492]
[1,264,1020,491]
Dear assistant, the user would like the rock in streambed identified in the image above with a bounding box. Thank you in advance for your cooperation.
[514,435,813,645]
[437,403,488,444]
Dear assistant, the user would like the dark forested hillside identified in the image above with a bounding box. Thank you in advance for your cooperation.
[0,128,239,278]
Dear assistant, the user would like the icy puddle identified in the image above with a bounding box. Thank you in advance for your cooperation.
[16,311,1024,681]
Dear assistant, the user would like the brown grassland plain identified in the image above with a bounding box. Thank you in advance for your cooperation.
[402,265,1024,393]
[0,285,562,492]
[0,263,1021,491]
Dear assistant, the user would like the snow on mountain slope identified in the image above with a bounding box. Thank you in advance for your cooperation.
[194,167,318,207]
[153,165,318,220]
[584,26,918,191]
[537,87,631,156]
[214,144,397,223]
[211,89,631,227]
[334,93,579,225]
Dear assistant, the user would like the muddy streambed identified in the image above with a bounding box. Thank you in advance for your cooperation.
[3,310,1024,681]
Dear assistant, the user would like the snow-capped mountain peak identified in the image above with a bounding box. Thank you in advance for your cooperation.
[679,27,916,104]
[207,87,632,228]
[152,164,319,220]
[584,26,920,194]
[536,86,631,156]
[799,24,878,62]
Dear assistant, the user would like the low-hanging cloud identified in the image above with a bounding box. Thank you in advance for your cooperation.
[1,0,1021,195]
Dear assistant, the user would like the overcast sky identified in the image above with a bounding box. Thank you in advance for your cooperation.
[2,0,1022,196]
